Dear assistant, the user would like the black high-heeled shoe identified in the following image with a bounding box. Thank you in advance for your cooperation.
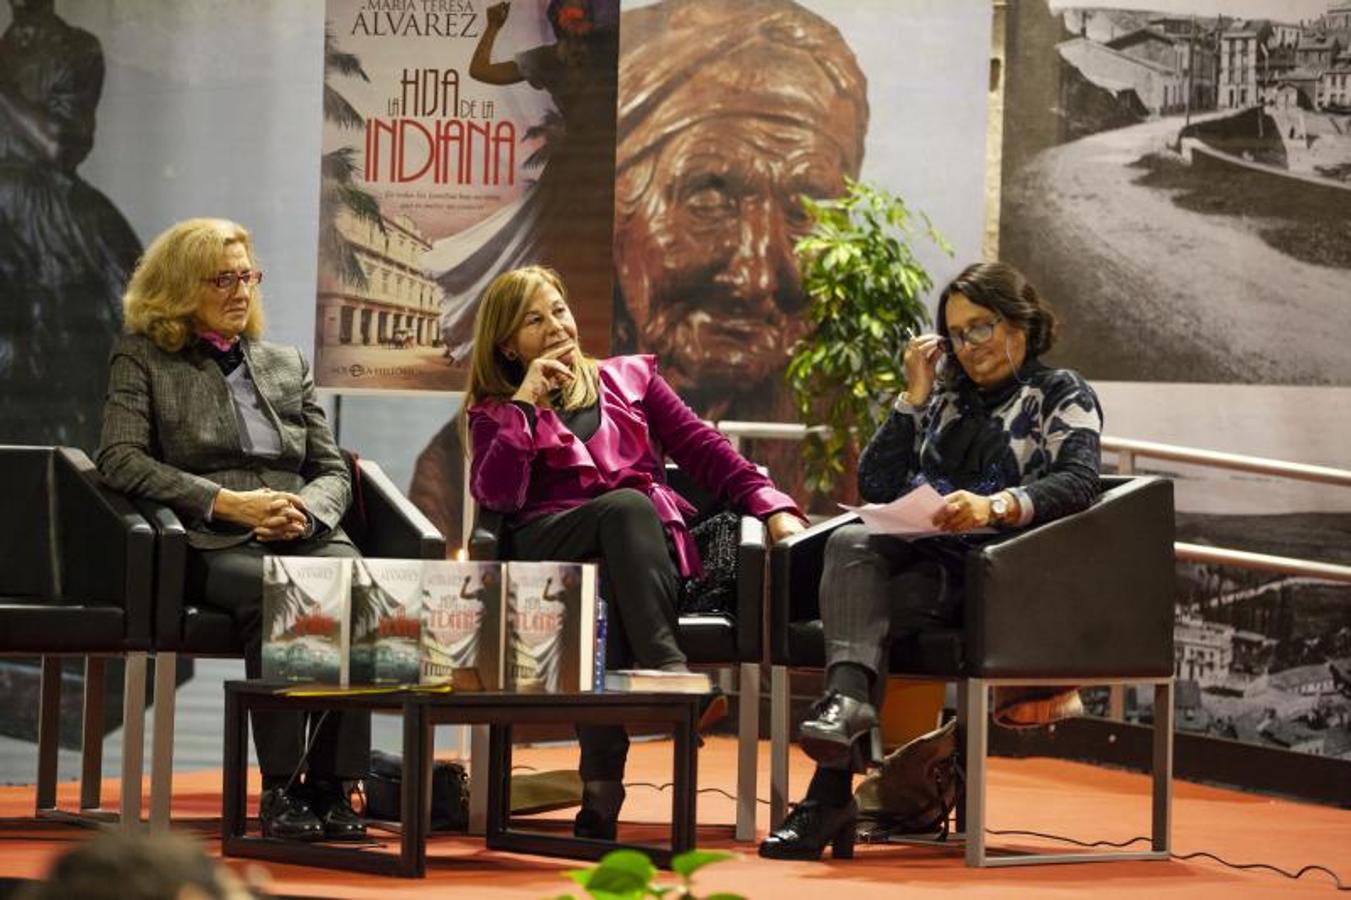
[798,691,881,771]
[758,798,859,861]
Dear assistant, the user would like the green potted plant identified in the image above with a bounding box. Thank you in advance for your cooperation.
[557,848,743,900]
[786,178,951,497]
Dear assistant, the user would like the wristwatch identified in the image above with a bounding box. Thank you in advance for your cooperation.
[990,494,1010,524]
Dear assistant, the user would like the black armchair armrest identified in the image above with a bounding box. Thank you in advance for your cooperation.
[132,499,190,651]
[346,459,445,559]
[964,476,1176,678]
[734,514,767,660]
[58,448,155,647]
[767,512,859,664]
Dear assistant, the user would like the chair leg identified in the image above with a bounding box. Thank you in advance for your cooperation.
[1152,680,1174,854]
[954,680,968,837]
[80,657,107,812]
[119,653,147,830]
[962,678,989,868]
[735,662,759,842]
[150,652,179,830]
[769,665,790,829]
[36,656,62,813]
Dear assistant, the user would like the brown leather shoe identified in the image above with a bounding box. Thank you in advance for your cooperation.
[993,687,1084,729]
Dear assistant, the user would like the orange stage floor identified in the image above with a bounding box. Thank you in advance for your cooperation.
[1,737,1347,899]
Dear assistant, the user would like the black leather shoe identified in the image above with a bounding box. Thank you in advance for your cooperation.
[573,780,623,840]
[304,779,367,842]
[799,691,880,771]
[759,799,859,861]
[259,787,323,842]
[573,806,619,840]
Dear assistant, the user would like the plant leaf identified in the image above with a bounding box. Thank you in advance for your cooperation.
[671,849,734,879]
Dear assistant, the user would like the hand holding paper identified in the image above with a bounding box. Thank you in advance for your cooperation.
[840,484,993,538]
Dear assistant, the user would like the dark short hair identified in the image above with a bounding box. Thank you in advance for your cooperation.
[936,261,1060,359]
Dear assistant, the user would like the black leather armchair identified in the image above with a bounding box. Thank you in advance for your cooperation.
[468,464,767,841]
[767,475,1177,866]
[135,454,445,828]
[0,446,155,827]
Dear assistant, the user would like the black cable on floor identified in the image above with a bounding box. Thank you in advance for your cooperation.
[987,829,1349,892]
[620,780,1349,890]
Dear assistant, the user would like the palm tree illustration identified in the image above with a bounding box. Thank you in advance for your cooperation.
[319,24,384,288]
[521,109,565,185]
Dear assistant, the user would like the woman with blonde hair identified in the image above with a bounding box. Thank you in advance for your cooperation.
[97,217,367,844]
[465,265,807,839]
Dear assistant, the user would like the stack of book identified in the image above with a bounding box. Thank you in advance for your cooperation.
[261,557,603,694]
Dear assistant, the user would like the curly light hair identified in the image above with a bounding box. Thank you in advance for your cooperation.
[122,218,265,352]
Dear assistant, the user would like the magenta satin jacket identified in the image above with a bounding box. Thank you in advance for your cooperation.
[468,355,802,577]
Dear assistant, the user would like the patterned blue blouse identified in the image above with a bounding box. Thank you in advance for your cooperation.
[859,361,1103,527]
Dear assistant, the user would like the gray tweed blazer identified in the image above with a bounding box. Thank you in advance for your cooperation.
[97,333,351,550]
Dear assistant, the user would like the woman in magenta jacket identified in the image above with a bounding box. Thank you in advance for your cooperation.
[465,265,806,838]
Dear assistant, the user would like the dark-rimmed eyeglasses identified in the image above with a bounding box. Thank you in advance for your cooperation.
[947,316,1002,352]
[203,270,263,291]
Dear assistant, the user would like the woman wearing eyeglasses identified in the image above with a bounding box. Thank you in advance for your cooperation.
[760,261,1104,861]
[96,218,367,844]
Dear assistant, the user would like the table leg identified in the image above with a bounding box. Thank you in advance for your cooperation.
[671,705,696,854]
[400,699,429,877]
[222,688,246,840]
[485,724,512,843]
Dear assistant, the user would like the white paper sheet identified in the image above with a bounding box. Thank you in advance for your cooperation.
[838,483,976,538]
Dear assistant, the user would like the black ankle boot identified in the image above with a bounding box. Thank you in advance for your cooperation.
[258,786,323,842]
[799,691,881,771]
[574,780,624,840]
[303,778,367,842]
[759,798,859,861]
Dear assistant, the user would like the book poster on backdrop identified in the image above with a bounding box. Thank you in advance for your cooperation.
[999,0,1351,760]
[262,557,353,686]
[315,0,619,391]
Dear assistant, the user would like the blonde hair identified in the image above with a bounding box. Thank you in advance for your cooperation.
[122,217,265,352]
[463,265,600,420]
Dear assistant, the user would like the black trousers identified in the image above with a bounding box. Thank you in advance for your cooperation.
[186,533,370,781]
[510,489,686,781]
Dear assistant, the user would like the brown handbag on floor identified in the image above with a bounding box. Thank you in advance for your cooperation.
[855,717,962,838]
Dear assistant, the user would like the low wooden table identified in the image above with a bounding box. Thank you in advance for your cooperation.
[221,681,701,877]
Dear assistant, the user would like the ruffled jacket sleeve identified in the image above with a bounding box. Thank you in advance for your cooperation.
[467,401,537,513]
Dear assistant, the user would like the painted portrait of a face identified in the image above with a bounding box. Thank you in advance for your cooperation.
[612,0,868,419]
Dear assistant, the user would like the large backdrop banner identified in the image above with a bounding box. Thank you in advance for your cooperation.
[1000,0,1351,761]
[405,0,993,541]
[314,0,619,391]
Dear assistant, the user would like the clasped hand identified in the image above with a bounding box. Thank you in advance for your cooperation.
[216,487,311,542]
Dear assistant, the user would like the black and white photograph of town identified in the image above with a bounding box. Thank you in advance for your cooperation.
[1002,1,1351,761]
[1001,0,1351,386]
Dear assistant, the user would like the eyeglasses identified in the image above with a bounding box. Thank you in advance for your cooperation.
[947,316,1002,352]
[203,270,264,291]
